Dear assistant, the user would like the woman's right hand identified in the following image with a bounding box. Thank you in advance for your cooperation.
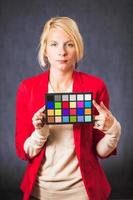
[32,106,46,129]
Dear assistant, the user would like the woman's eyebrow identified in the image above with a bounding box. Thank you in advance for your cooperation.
[48,40,74,43]
[48,40,57,42]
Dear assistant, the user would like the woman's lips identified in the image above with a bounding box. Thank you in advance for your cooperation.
[57,60,68,64]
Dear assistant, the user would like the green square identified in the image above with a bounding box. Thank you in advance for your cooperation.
[70,116,77,122]
[55,102,61,109]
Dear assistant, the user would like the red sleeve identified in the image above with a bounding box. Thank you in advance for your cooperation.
[93,80,116,158]
[15,81,33,160]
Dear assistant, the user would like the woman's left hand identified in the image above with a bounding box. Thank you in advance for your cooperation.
[93,100,114,132]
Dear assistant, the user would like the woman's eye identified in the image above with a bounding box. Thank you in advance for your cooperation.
[67,43,74,47]
[50,43,57,46]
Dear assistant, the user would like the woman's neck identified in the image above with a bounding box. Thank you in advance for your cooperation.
[49,68,74,92]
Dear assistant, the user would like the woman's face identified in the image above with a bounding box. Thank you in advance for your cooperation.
[45,28,77,72]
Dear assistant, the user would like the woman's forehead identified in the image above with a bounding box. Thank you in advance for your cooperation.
[47,28,72,42]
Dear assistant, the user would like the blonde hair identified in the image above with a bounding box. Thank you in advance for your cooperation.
[38,16,84,67]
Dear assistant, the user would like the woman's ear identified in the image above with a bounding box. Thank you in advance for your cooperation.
[44,56,50,68]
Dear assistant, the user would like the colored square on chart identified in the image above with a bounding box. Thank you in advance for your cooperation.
[55,102,62,109]
[62,108,69,115]
[62,102,69,108]
[69,102,76,108]
[70,108,76,115]
[45,92,93,124]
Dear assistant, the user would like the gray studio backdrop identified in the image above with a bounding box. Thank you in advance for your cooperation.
[0,0,133,199]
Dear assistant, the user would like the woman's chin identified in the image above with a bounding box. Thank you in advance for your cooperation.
[51,64,74,72]
[58,64,73,71]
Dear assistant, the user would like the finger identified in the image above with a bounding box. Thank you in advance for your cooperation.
[32,114,41,121]
[100,101,110,113]
[34,115,44,121]
[34,124,43,129]
[33,118,45,127]
[32,106,46,119]
[93,123,103,130]
[33,119,42,126]
[93,125,99,129]
[34,119,42,124]
[33,113,46,122]
[93,115,103,121]
[33,109,46,119]
[94,119,105,130]
[93,100,104,114]
[37,105,46,114]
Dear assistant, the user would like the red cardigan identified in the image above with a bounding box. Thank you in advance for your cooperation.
[15,69,116,200]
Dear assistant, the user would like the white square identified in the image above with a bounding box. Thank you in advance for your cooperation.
[70,94,76,101]
[77,94,83,101]
[85,94,91,100]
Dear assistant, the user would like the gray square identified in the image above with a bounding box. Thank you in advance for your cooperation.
[62,94,69,101]
[55,95,61,101]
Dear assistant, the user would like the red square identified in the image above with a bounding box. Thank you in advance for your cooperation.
[62,102,69,108]
[70,109,76,115]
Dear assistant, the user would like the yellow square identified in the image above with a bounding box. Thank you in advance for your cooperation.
[70,102,76,108]
[55,109,61,115]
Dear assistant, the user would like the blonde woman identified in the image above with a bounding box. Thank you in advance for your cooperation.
[15,17,121,200]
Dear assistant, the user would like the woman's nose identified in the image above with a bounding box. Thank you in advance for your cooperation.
[58,45,66,56]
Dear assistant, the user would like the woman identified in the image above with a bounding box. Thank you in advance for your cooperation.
[15,17,121,200]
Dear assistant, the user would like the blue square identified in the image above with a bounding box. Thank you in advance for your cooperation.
[85,101,91,108]
[47,102,54,109]
[63,116,69,123]
[77,108,84,115]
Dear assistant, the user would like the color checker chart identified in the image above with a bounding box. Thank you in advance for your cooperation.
[45,92,93,124]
